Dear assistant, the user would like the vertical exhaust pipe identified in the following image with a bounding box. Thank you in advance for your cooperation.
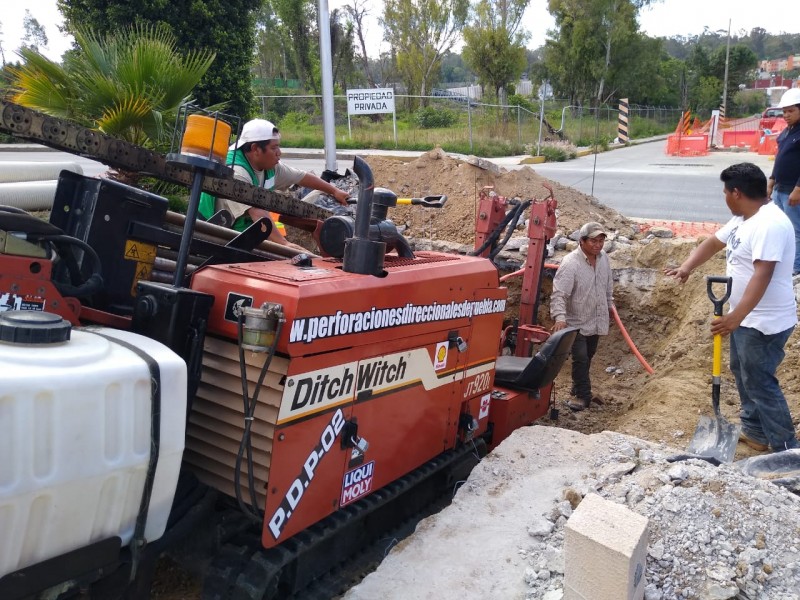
[343,157,386,275]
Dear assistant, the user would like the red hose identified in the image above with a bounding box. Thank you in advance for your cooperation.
[499,264,655,374]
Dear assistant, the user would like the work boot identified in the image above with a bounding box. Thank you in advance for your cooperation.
[566,398,591,412]
[738,431,769,452]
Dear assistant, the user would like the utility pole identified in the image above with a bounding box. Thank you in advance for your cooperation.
[721,19,731,117]
[318,0,338,175]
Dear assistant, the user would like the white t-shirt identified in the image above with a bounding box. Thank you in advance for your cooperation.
[714,201,797,334]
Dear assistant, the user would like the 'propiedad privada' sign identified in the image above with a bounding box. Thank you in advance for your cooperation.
[346,88,395,115]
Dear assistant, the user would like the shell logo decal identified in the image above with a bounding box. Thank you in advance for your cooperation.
[434,341,448,371]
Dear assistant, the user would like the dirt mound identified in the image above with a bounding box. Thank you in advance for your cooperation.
[364,149,634,245]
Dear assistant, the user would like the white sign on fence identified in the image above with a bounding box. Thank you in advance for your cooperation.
[345,88,397,145]
[346,88,395,115]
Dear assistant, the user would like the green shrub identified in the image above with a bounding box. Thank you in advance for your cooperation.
[413,106,458,129]
[508,94,537,114]
[279,111,312,129]
[575,135,612,150]
[526,140,578,162]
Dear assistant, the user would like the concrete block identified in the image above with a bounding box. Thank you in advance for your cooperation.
[564,493,648,600]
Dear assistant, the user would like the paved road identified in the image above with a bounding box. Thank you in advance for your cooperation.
[527,142,775,224]
[0,142,777,224]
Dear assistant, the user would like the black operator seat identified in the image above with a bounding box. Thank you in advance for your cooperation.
[493,327,578,395]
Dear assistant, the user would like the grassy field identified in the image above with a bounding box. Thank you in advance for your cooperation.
[274,101,677,158]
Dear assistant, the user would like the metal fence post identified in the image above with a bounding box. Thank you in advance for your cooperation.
[517,106,521,145]
[467,100,473,152]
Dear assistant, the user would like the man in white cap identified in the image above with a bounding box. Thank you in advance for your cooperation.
[550,222,615,411]
[768,87,800,274]
[199,118,349,249]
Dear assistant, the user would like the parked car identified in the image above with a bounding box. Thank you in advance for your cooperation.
[760,106,785,130]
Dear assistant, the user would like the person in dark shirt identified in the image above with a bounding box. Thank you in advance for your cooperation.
[768,88,800,274]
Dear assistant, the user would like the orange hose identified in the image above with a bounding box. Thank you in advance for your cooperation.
[499,263,559,282]
[500,262,655,374]
[611,305,654,374]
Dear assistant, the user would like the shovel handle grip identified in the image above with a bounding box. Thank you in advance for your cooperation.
[706,275,732,317]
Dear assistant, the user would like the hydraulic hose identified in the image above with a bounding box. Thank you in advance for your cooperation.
[469,200,530,258]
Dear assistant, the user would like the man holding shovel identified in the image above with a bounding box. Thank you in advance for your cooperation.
[666,163,799,453]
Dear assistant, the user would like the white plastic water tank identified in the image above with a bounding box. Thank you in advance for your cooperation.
[0,311,187,579]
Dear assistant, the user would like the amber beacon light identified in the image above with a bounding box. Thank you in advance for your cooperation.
[166,105,241,286]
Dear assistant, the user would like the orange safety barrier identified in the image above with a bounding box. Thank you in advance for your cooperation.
[757,134,779,156]
[665,133,709,156]
[637,220,720,238]
[721,129,757,149]
[756,119,786,156]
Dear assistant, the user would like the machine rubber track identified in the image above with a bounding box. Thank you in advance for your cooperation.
[202,439,487,600]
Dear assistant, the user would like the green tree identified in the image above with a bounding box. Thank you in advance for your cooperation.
[0,21,6,66]
[22,10,49,53]
[709,44,757,109]
[733,89,767,116]
[381,0,469,103]
[330,9,357,92]
[253,2,289,85]
[543,0,660,105]
[10,24,214,149]
[269,0,320,94]
[57,0,258,118]
[462,0,529,105]
[689,75,722,113]
[343,0,377,87]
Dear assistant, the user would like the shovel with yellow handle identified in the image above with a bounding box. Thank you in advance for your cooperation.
[396,195,448,208]
[348,195,448,209]
[686,275,742,463]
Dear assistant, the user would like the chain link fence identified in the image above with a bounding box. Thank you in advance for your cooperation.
[256,95,683,154]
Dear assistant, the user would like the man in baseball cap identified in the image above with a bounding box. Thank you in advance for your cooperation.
[199,118,349,249]
[551,221,615,411]
[579,221,608,239]
[229,118,282,149]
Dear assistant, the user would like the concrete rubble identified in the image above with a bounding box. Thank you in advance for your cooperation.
[345,426,800,600]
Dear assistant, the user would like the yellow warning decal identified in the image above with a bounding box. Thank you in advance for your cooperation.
[124,240,157,263]
[130,262,154,296]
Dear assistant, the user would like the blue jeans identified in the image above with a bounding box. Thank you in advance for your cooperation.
[571,333,599,403]
[771,190,800,274]
[730,325,799,451]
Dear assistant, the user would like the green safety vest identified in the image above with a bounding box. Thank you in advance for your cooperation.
[198,150,276,232]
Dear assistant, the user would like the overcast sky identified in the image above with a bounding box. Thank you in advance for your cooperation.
[1,0,793,63]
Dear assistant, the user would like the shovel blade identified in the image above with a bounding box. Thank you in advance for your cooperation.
[686,415,742,463]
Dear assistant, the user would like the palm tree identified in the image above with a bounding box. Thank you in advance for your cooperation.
[9,24,215,151]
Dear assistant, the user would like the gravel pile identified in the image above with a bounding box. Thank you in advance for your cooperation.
[523,439,800,600]
[346,427,800,600]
